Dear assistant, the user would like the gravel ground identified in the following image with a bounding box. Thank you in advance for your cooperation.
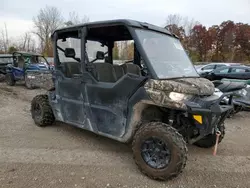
[0,82,250,188]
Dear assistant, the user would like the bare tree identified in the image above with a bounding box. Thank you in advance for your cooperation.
[183,17,200,36]
[165,14,199,36]
[0,23,9,53]
[33,6,64,55]
[16,32,36,52]
[65,11,90,26]
[165,14,183,27]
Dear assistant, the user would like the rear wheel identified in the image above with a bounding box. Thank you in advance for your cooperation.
[5,73,15,86]
[194,123,225,148]
[31,95,55,127]
[132,122,187,181]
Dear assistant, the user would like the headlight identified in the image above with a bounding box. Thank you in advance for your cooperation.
[237,89,247,96]
[169,92,192,101]
[27,75,35,79]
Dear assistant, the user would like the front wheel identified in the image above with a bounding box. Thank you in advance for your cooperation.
[25,75,35,89]
[132,122,188,181]
[31,95,55,127]
[5,73,15,86]
[194,123,225,148]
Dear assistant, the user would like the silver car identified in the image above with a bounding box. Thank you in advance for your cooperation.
[195,62,241,75]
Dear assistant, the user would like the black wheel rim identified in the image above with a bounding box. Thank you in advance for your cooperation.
[33,103,42,120]
[141,137,171,169]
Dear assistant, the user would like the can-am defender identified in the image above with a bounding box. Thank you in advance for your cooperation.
[30,19,233,181]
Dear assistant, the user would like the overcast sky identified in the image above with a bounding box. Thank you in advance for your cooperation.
[1,0,250,39]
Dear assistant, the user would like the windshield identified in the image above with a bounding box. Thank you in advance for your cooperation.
[135,29,199,79]
[28,56,48,65]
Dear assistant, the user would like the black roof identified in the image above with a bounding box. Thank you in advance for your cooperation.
[52,19,173,37]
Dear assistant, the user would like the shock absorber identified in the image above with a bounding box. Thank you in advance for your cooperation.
[168,110,177,126]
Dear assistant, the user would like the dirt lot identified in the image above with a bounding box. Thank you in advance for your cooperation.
[0,82,250,188]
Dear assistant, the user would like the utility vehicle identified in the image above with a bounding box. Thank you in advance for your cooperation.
[0,54,13,81]
[214,79,250,112]
[30,19,233,181]
[0,54,13,74]
[5,51,51,88]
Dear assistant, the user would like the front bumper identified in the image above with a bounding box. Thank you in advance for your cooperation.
[185,92,233,141]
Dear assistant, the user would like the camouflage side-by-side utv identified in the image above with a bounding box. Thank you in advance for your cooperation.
[30,19,233,181]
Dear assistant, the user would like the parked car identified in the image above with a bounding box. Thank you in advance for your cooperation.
[202,65,250,81]
[195,62,241,75]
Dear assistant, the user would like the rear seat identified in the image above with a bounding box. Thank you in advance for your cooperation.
[62,62,141,82]
[113,65,125,80]
[121,63,141,76]
[93,63,117,82]
[62,62,81,78]
[93,63,141,82]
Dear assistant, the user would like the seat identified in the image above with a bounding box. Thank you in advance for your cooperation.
[94,63,117,82]
[62,62,81,78]
[215,80,247,92]
[113,65,125,80]
[121,63,141,76]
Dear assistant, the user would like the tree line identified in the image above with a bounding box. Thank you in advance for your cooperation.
[164,14,250,63]
[1,7,249,64]
[0,6,89,56]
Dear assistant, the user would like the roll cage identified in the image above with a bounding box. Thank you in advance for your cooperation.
[51,19,180,79]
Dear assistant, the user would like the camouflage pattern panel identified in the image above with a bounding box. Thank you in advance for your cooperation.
[144,77,215,110]
[26,71,54,90]
[144,77,214,96]
[145,87,187,110]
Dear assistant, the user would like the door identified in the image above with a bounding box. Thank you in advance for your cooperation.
[85,72,145,137]
[214,67,230,80]
[54,34,87,127]
[55,71,86,126]
[229,67,249,79]
[82,40,146,137]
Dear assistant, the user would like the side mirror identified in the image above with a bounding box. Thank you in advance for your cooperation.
[96,51,104,60]
[64,48,76,58]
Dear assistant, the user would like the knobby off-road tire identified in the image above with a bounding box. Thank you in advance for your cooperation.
[5,73,15,86]
[0,74,5,82]
[132,122,188,181]
[31,94,55,127]
[194,123,225,148]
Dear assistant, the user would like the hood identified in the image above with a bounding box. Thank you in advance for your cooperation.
[144,77,215,96]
